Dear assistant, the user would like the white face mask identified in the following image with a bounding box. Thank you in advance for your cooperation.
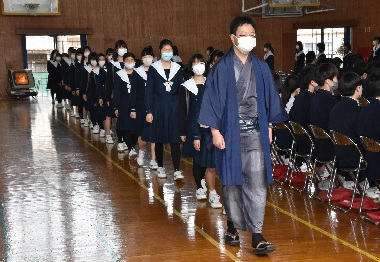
[233,35,256,54]
[77,55,82,61]
[70,54,76,60]
[98,61,106,68]
[125,62,135,69]
[264,48,267,52]
[373,41,378,46]
[107,55,113,62]
[143,57,153,67]
[118,48,127,57]
[56,57,61,62]
[192,63,206,76]
[296,45,299,50]
[90,60,97,66]
[84,51,90,57]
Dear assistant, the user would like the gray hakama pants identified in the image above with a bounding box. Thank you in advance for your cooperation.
[222,131,268,233]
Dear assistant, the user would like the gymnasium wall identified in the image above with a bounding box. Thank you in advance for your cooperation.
[0,0,378,96]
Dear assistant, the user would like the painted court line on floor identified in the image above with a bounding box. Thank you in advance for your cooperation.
[60,118,241,262]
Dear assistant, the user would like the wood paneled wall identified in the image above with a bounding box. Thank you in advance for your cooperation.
[0,0,378,96]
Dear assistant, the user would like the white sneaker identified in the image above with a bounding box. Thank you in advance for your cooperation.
[57,102,63,108]
[117,143,125,152]
[174,171,184,181]
[123,142,128,151]
[129,148,138,159]
[84,119,89,127]
[157,167,167,178]
[196,188,207,200]
[150,160,158,170]
[137,150,145,165]
[70,111,75,117]
[75,113,80,119]
[100,129,106,137]
[90,122,94,129]
[80,119,85,124]
[106,135,114,144]
[93,124,100,134]
[209,191,223,208]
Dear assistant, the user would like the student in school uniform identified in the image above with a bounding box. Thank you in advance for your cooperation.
[47,49,60,105]
[281,75,300,114]
[83,52,107,136]
[54,53,64,108]
[181,54,223,208]
[104,40,128,145]
[310,63,339,132]
[369,37,380,64]
[62,48,76,113]
[142,39,186,180]
[358,73,380,194]
[79,46,92,124]
[134,46,158,169]
[263,43,275,74]
[68,48,79,118]
[294,41,305,75]
[72,48,85,120]
[316,42,326,63]
[97,50,111,136]
[113,52,138,158]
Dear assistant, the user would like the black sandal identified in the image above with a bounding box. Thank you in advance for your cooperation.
[253,241,276,255]
[225,232,240,246]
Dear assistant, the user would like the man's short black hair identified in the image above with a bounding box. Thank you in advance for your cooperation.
[298,65,317,90]
[230,15,256,35]
[317,43,325,52]
[354,62,368,76]
[305,51,316,64]
[338,72,361,96]
[315,63,339,86]
[367,73,380,97]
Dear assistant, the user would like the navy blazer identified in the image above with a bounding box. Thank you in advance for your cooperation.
[289,90,314,130]
[310,89,338,132]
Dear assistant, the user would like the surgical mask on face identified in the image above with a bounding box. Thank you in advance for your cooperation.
[296,45,299,50]
[373,41,377,46]
[77,55,82,61]
[117,48,127,57]
[125,62,135,69]
[70,54,76,60]
[98,61,105,68]
[329,80,339,92]
[143,57,153,67]
[84,51,90,57]
[312,83,319,92]
[192,63,206,76]
[233,35,256,54]
[56,57,61,62]
[107,55,113,62]
[161,52,173,61]
[90,60,97,66]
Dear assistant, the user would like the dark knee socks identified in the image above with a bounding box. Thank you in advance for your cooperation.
[193,161,206,189]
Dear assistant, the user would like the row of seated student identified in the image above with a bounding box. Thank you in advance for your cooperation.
[275,62,380,197]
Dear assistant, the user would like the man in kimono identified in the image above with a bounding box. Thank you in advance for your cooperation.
[198,15,287,255]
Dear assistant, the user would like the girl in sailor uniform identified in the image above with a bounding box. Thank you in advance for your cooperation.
[81,52,94,129]
[83,52,107,135]
[79,46,92,124]
[103,40,128,145]
[95,53,107,137]
[294,41,305,75]
[142,39,186,180]
[47,49,59,105]
[134,47,158,168]
[61,49,74,112]
[54,53,63,108]
[72,48,85,120]
[263,43,275,74]
[113,52,138,157]
[68,48,78,117]
[182,54,222,208]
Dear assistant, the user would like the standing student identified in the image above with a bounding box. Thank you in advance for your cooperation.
[104,40,128,145]
[316,42,326,63]
[47,49,59,105]
[97,50,112,136]
[208,50,224,70]
[73,48,85,120]
[134,47,158,169]
[263,43,275,74]
[80,46,92,124]
[343,42,353,69]
[142,39,186,180]
[113,52,138,157]
[62,48,76,113]
[369,37,380,64]
[54,53,64,108]
[198,16,287,255]
[68,48,79,118]
[294,41,305,75]
[182,54,222,208]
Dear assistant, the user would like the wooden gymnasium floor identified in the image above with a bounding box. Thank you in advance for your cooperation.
[0,96,379,262]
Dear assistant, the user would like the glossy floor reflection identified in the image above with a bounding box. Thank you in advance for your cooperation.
[0,97,379,262]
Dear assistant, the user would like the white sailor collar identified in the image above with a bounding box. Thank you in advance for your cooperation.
[181,77,206,95]
[295,50,304,60]
[111,60,123,70]
[135,65,147,81]
[116,69,130,84]
[49,60,58,68]
[84,64,92,73]
[264,51,273,60]
[63,57,71,65]
[151,60,181,81]
[92,67,100,75]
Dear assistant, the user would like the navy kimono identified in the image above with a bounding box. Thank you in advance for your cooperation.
[198,48,288,186]
[113,69,137,131]
[310,89,338,132]
[134,66,149,136]
[142,61,185,143]
[358,98,380,182]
